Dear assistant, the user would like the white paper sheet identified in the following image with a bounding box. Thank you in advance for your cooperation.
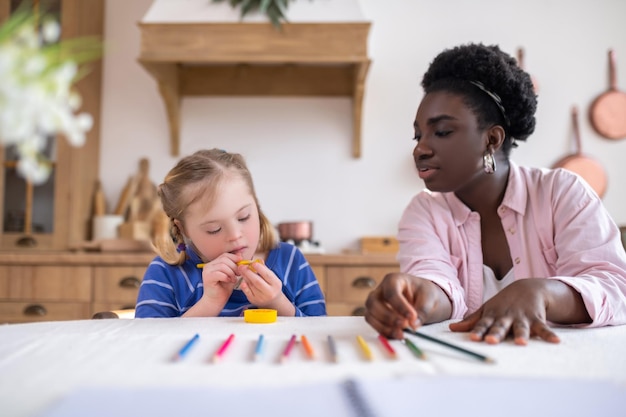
[37,374,626,417]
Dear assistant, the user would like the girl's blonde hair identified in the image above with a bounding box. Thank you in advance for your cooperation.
[152,149,278,265]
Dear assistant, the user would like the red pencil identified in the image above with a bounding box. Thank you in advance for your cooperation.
[212,333,235,363]
[377,334,397,359]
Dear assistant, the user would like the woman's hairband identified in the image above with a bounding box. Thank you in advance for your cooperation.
[469,80,510,128]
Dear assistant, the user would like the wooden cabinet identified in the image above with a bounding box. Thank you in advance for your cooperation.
[92,266,146,314]
[308,254,399,316]
[0,252,398,323]
[0,252,153,324]
[0,265,92,323]
[0,0,104,251]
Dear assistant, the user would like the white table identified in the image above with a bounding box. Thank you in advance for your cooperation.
[1,317,625,417]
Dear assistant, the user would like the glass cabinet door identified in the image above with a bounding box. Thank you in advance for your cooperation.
[2,138,56,247]
[0,0,103,251]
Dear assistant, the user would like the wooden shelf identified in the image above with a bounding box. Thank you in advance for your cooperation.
[138,22,371,157]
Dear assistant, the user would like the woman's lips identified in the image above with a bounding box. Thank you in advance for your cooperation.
[417,167,437,180]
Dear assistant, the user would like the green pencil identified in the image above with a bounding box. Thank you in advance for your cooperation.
[403,337,426,360]
[403,328,495,363]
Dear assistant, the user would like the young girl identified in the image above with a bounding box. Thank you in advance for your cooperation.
[365,43,626,345]
[135,149,327,318]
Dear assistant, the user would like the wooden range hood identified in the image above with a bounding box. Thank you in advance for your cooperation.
[138,16,371,158]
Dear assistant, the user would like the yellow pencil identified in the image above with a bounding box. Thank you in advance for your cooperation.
[356,335,373,361]
[197,259,262,269]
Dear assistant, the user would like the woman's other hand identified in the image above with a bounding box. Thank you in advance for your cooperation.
[365,272,452,340]
[449,278,590,345]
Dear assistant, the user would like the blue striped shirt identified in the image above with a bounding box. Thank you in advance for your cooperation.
[135,242,326,317]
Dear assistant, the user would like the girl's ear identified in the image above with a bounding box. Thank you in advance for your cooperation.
[173,219,185,236]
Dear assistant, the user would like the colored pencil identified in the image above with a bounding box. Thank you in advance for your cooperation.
[197,259,261,269]
[403,328,494,363]
[377,334,397,359]
[280,334,297,363]
[301,335,316,359]
[254,334,265,361]
[213,333,235,363]
[327,335,339,363]
[172,333,199,362]
[356,335,373,361]
[403,337,426,360]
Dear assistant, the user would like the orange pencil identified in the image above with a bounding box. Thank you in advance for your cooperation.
[377,334,397,359]
[301,335,316,359]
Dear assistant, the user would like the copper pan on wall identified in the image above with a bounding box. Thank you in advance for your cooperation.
[552,106,608,198]
[589,49,626,140]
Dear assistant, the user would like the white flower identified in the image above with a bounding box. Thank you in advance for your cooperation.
[0,12,100,185]
[41,20,60,44]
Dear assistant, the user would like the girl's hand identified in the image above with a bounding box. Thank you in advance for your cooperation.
[237,261,293,315]
[449,278,561,345]
[364,272,452,340]
[198,253,242,306]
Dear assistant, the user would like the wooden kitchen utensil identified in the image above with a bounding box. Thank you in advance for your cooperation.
[134,158,158,222]
[114,175,139,217]
[517,47,539,93]
[553,106,607,198]
[92,180,106,217]
[589,49,626,140]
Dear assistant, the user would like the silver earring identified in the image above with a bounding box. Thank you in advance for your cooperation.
[483,151,496,174]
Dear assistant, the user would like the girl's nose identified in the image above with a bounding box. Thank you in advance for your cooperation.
[226,223,243,241]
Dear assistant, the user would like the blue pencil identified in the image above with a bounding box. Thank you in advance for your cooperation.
[254,334,265,361]
[172,333,200,362]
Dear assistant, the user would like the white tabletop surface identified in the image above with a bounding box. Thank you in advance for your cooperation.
[1,316,625,417]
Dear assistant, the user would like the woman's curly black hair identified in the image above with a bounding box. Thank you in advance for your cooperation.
[421,43,537,155]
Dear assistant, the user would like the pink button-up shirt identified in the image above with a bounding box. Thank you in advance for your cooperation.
[398,161,626,327]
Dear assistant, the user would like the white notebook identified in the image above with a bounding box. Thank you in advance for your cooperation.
[38,374,626,417]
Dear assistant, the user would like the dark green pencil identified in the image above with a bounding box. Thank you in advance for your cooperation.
[403,328,495,363]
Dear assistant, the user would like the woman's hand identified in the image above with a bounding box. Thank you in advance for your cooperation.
[364,272,452,340]
[238,262,295,316]
[449,278,589,345]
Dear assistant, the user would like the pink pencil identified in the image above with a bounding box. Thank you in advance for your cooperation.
[280,334,297,364]
[212,333,235,363]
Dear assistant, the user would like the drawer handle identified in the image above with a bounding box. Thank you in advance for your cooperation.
[352,276,376,289]
[119,277,141,289]
[23,304,47,316]
[16,236,37,247]
[351,306,366,316]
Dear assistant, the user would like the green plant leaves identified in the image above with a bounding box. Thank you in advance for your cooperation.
[212,0,295,29]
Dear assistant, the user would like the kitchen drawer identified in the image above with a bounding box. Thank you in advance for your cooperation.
[326,302,367,317]
[0,301,91,323]
[93,266,146,304]
[0,266,91,301]
[325,266,396,303]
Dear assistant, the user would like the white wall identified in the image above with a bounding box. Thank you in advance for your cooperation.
[100,0,626,253]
